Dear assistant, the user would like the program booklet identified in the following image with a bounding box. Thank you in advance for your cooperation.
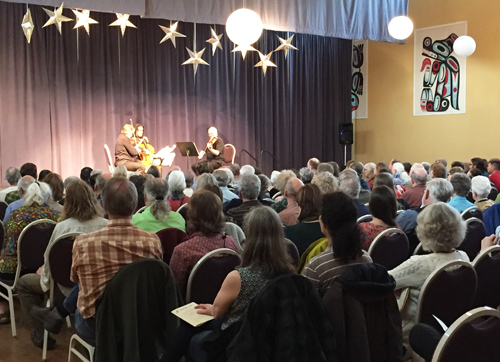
[171,302,215,327]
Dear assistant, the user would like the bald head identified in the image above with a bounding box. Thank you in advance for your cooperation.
[18,175,35,196]
[285,178,303,201]
[410,165,428,186]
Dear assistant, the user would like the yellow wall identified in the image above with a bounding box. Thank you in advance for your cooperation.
[354,0,500,165]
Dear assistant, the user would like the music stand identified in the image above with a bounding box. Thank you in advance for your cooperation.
[176,142,200,171]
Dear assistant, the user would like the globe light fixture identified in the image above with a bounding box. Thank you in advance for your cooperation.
[388,16,413,40]
[226,8,263,45]
[453,35,476,57]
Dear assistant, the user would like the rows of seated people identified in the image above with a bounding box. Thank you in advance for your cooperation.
[0,157,499,361]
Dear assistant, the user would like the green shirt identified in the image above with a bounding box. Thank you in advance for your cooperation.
[132,206,186,233]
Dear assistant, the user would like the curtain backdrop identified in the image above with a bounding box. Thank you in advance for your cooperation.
[0,2,351,184]
[2,0,409,42]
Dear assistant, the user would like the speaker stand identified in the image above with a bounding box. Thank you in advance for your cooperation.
[343,145,347,167]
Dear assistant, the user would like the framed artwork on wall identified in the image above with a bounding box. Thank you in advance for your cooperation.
[352,40,368,119]
[413,21,467,116]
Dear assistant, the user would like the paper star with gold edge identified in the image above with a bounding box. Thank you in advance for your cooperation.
[42,3,73,35]
[275,35,298,59]
[254,51,277,76]
[206,28,223,55]
[21,8,35,43]
[159,22,186,48]
[109,13,136,37]
[182,47,209,75]
[232,44,257,60]
[72,9,98,35]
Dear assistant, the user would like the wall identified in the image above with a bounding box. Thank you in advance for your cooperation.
[354,0,500,165]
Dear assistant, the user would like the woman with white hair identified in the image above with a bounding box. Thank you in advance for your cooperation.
[168,170,190,212]
[392,162,410,185]
[471,175,494,211]
[388,203,469,356]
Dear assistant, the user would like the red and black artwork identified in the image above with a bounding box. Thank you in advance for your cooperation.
[351,44,364,112]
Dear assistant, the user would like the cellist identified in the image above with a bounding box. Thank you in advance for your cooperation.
[134,124,156,169]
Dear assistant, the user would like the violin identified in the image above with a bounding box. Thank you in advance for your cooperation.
[198,136,218,159]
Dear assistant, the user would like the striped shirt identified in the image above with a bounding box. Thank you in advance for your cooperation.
[303,246,372,296]
[70,218,162,318]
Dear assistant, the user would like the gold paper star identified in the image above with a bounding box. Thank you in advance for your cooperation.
[254,51,277,76]
[159,22,186,48]
[206,28,223,55]
[72,9,98,35]
[109,13,136,37]
[42,3,73,35]
[182,48,209,75]
[275,35,298,59]
[21,8,34,43]
[232,44,257,60]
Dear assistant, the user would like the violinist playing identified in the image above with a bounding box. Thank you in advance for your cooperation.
[134,124,156,169]
[193,126,225,173]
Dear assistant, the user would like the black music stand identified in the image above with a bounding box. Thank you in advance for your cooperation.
[176,142,200,171]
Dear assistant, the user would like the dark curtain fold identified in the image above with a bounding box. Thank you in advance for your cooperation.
[0,2,351,183]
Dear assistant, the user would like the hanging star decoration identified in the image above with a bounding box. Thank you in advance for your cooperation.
[232,44,257,60]
[159,22,186,48]
[182,47,209,75]
[254,51,277,76]
[275,35,298,59]
[206,27,223,55]
[72,9,98,35]
[109,13,136,37]
[42,3,73,35]
[21,8,34,43]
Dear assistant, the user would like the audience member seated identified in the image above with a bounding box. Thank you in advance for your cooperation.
[17,179,107,348]
[167,170,190,211]
[372,172,409,210]
[307,157,320,174]
[4,162,38,205]
[316,162,334,175]
[133,178,185,233]
[169,190,238,297]
[213,169,238,206]
[447,166,464,181]
[430,162,446,179]
[43,173,65,213]
[38,169,52,182]
[471,175,494,212]
[112,164,128,178]
[3,175,35,223]
[183,170,195,197]
[227,174,263,227]
[487,158,500,189]
[257,174,273,206]
[299,167,314,184]
[278,178,303,226]
[350,161,370,191]
[0,167,21,203]
[339,169,370,218]
[271,170,296,212]
[147,165,161,178]
[268,170,280,198]
[129,174,147,212]
[388,203,469,356]
[375,162,390,176]
[311,171,338,194]
[63,176,79,191]
[194,173,217,192]
[471,157,488,176]
[284,184,325,255]
[328,161,340,177]
[80,167,93,186]
[448,172,474,213]
[359,185,400,250]
[303,192,372,296]
[392,162,409,187]
[422,162,431,176]
[364,162,376,189]
[401,164,427,209]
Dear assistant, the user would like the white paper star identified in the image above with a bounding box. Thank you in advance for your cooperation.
[72,9,98,35]
[254,51,277,76]
[206,28,223,55]
[232,44,257,60]
[182,48,209,75]
[275,35,298,59]
[21,8,34,43]
[159,22,186,48]
[42,3,73,35]
[109,13,136,37]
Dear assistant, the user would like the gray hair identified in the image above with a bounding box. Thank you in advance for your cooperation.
[5,167,21,185]
[422,162,431,174]
[168,170,186,194]
[239,174,261,199]
[350,161,364,178]
[417,202,466,252]
[299,167,314,183]
[392,162,404,176]
[258,174,270,196]
[102,177,138,216]
[364,162,376,175]
[96,174,108,192]
[90,169,103,177]
[17,175,35,193]
[275,170,296,193]
[339,171,361,199]
[240,165,255,176]
[317,163,334,175]
[213,169,231,187]
[24,181,51,207]
[426,178,454,203]
[450,172,471,197]
[311,172,339,194]
[64,176,80,190]
[113,165,128,178]
[270,170,280,186]
[471,176,491,199]
[144,178,171,220]
[411,168,428,185]
[195,173,218,192]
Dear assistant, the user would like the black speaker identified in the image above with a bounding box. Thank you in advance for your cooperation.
[339,123,353,145]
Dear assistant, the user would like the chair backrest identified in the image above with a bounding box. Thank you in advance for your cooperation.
[488,187,499,201]
[156,228,187,264]
[186,248,241,303]
[0,201,7,221]
[413,242,431,256]
[472,245,500,309]
[431,307,500,362]
[461,206,482,221]
[459,217,486,261]
[416,260,477,326]
[396,209,405,215]
[357,214,373,224]
[368,228,409,270]
[48,232,81,289]
[177,203,188,213]
[271,191,282,200]
[104,144,115,173]
[224,144,236,164]
[224,222,245,253]
[284,238,300,271]
[134,206,147,214]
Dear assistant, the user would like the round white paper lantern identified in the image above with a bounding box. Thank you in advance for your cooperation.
[388,16,414,40]
[453,36,476,57]
[226,9,263,45]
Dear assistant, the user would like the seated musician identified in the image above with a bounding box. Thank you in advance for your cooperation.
[192,126,225,173]
[114,124,146,174]
[134,124,156,169]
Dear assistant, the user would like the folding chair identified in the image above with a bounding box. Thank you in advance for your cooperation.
[368,228,409,270]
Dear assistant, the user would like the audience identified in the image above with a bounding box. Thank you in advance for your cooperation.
[227,174,263,226]
[307,158,320,174]
[271,170,296,212]
[129,174,147,212]
[4,162,38,204]
[112,165,128,178]
[213,169,238,206]
[167,170,190,211]
[364,162,376,189]
[430,163,446,179]
[488,158,500,189]
[339,169,370,218]
[147,166,161,178]
[448,172,474,213]
[401,164,427,209]
[3,175,35,223]
[299,167,314,184]
[43,173,65,213]
[183,170,195,197]
[278,178,303,226]
[471,157,488,176]
[471,175,494,211]
[311,171,338,194]
[80,167,93,186]
[194,173,217,192]
[316,162,334,175]
[38,169,52,182]
[0,167,21,203]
